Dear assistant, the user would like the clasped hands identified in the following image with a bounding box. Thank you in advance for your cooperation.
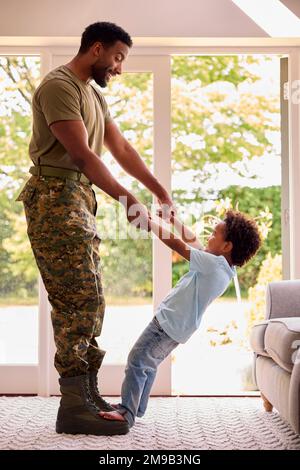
[127,202,176,232]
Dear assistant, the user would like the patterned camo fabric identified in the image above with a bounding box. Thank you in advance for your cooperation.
[16,176,106,377]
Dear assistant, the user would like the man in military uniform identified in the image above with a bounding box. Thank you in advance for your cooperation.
[16,22,174,436]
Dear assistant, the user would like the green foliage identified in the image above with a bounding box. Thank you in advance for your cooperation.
[172,56,260,85]
[103,72,153,165]
[171,56,279,179]
[172,258,189,287]
[245,253,282,342]
[0,57,40,299]
[95,183,153,298]
[101,238,152,298]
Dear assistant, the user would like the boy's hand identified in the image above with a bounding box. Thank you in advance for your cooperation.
[156,207,175,224]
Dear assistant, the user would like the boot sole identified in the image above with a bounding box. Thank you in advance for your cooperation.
[56,421,129,436]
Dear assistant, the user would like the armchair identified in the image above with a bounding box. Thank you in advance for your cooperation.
[250,280,300,434]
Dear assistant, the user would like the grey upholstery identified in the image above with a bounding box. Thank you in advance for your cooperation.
[250,280,300,434]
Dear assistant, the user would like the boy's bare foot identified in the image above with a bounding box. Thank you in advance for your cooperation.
[99,410,126,422]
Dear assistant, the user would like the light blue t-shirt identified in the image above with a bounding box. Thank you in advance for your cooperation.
[156,248,236,343]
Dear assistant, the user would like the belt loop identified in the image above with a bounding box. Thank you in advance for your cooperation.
[37,158,41,179]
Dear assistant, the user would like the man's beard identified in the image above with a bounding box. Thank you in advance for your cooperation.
[91,64,111,88]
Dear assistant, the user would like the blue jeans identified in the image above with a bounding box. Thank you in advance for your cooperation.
[117,317,179,428]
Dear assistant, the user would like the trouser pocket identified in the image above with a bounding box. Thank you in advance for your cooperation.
[15,182,37,207]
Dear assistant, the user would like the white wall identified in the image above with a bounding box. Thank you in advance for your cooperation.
[0,0,268,38]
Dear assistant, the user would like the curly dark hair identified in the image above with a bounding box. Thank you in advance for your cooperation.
[79,22,133,54]
[223,210,261,267]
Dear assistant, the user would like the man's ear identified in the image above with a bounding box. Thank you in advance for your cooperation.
[92,42,104,57]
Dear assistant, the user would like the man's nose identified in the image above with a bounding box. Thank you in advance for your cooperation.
[115,63,122,75]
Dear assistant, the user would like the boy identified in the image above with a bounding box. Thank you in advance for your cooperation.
[100,210,261,428]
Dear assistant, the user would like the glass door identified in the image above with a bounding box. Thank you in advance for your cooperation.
[170,54,285,394]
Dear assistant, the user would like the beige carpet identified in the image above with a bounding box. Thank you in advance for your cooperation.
[0,396,299,450]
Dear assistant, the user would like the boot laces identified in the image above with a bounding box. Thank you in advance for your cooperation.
[91,373,112,410]
[82,376,100,414]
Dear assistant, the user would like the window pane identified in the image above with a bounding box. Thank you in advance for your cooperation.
[0,56,40,364]
[97,72,153,364]
[171,55,282,394]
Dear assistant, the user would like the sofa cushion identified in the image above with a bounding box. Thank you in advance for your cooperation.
[250,321,270,357]
[264,317,300,373]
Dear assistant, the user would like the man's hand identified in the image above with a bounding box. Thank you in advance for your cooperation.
[156,192,176,222]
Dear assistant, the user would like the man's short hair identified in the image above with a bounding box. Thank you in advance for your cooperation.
[79,22,133,53]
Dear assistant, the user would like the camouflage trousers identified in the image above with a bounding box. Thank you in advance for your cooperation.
[16,176,106,377]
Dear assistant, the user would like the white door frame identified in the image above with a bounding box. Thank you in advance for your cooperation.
[0,43,299,395]
[281,56,290,280]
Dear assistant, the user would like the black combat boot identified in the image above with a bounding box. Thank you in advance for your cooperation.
[88,370,115,412]
[56,375,129,435]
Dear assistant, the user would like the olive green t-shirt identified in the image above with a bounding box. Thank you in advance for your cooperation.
[29,65,112,171]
